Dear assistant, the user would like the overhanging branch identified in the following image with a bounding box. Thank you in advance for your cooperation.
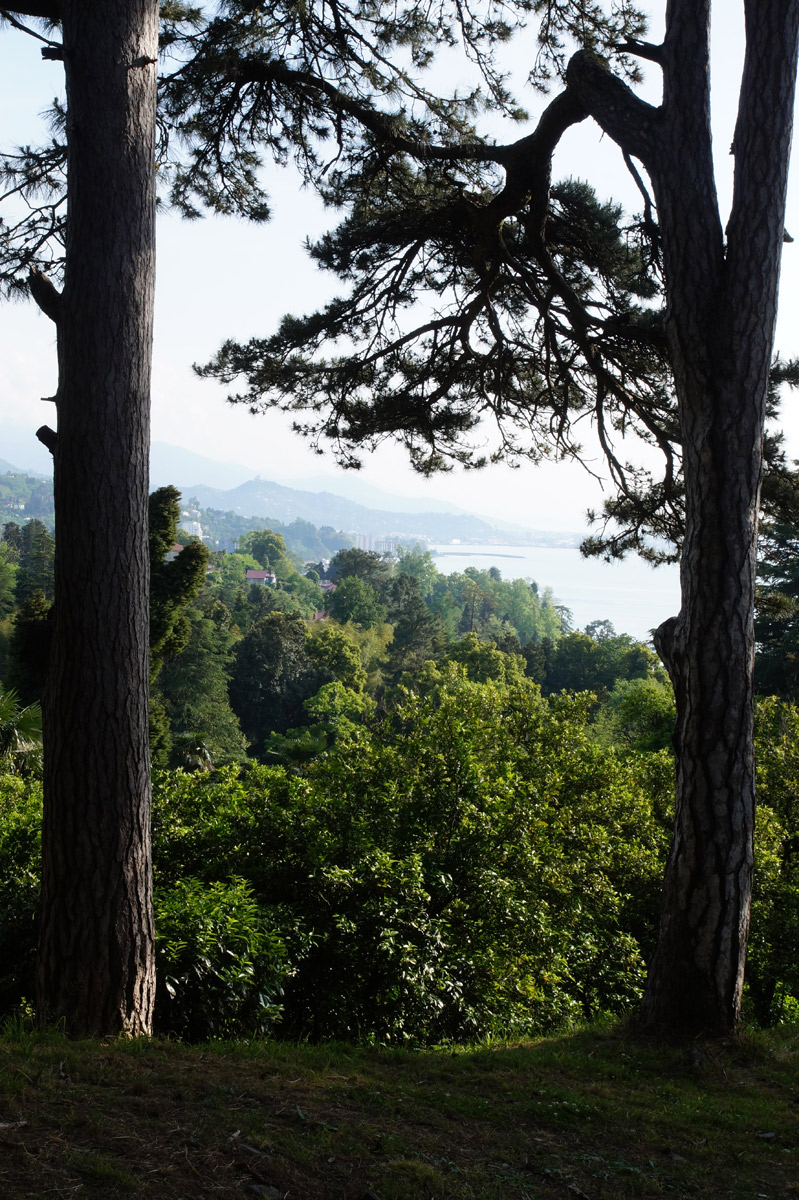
[229,54,505,166]
[565,50,660,167]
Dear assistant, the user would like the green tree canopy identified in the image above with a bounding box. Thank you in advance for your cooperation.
[229,611,324,747]
[385,592,449,682]
[328,548,393,596]
[0,541,17,621]
[326,576,388,630]
[11,520,54,607]
[306,622,367,693]
[239,529,289,570]
[156,604,248,767]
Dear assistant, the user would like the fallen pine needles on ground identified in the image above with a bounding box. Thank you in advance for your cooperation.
[0,1021,797,1199]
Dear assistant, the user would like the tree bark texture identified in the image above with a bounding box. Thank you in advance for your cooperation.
[570,0,799,1033]
[35,0,159,1035]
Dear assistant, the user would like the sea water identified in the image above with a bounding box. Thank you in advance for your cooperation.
[431,543,680,644]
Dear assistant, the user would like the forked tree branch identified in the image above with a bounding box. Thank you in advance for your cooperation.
[565,50,661,167]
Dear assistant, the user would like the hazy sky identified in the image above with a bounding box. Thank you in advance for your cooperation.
[1,4,797,532]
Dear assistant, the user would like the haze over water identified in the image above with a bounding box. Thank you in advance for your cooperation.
[432,544,681,643]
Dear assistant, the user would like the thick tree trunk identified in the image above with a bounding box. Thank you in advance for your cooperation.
[642,375,762,1033]
[35,0,159,1035]
[641,0,799,1035]
[569,0,799,1033]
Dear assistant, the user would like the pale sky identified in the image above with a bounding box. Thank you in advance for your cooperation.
[1,4,797,532]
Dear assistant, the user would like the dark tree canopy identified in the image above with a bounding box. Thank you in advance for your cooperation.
[229,611,324,745]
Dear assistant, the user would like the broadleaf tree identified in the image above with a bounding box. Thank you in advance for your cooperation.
[191,2,799,1033]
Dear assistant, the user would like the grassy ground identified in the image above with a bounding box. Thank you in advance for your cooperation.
[0,1021,797,1199]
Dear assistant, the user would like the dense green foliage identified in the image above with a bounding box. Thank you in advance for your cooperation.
[747,698,799,1026]
[0,688,42,776]
[157,603,250,767]
[0,521,55,704]
[150,487,210,678]
[0,773,40,1014]
[154,876,286,1040]
[1,669,797,1043]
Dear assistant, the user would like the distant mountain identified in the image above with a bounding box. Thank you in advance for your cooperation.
[150,443,258,491]
[0,457,49,479]
[146,444,580,541]
[150,443,468,517]
[284,471,468,516]
[184,478,484,538]
[182,477,570,545]
[0,439,581,546]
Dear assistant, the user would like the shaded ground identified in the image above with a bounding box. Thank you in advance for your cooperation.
[0,1023,797,1198]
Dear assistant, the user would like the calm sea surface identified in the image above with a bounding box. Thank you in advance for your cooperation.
[431,543,680,643]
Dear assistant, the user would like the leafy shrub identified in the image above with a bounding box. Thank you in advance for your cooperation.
[592,677,676,753]
[151,669,670,1042]
[154,876,285,1039]
[746,698,799,1024]
[0,774,41,1013]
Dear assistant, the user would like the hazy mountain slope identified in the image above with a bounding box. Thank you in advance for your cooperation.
[0,457,48,478]
[151,443,467,517]
[0,440,580,545]
[183,478,515,542]
[149,443,256,491]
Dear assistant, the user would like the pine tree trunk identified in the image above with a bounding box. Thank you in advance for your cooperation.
[36,0,159,1036]
[641,374,762,1033]
[569,0,799,1034]
[638,0,799,1034]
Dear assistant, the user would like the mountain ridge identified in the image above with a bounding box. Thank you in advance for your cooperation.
[2,441,582,546]
[182,477,580,546]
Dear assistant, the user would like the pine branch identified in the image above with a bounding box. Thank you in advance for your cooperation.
[0,8,60,43]
[229,55,505,166]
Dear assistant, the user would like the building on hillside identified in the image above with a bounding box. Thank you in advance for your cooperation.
[246,568,277,587]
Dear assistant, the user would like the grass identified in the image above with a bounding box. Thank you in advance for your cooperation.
[0,1020,797,1198]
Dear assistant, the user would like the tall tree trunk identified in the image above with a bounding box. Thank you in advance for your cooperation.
[643,373,762,1033]
[569,0,799,1033]
[35,0,159,1035]
[641,0,799,1035]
